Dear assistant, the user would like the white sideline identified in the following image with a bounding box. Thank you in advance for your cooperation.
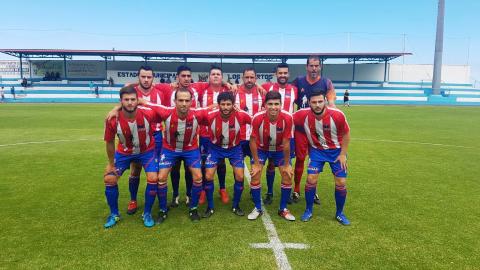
[246,170,309,270]
[0,138,94,147]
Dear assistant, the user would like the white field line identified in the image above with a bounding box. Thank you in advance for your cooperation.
[353,138,477,149]
[0,138,97,147]
[246,169,309,270]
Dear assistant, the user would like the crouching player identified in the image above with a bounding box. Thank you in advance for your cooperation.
[249,91,295,221]
[200,92,252,218]
[103,86,160,228]
[293,90,351,225]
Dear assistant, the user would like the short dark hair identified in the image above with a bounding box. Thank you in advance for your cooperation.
[217,91,234,104]
[307,55,321,65]
[308,89,326,101]
[119,86,137,98]
[177,65,191,75]
[138,65,154,75]
[264,91,282,104]
[210,65,222,74]
[243,67,256,75]
[174,87,192,100]
[276,63,289,72]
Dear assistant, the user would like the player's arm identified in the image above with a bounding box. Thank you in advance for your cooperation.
[326,79,337,108]
[105,105,121,121]
[249,138,262,177]
[281,137,293,178]
[106,140,116,171]
[335,131,350,170]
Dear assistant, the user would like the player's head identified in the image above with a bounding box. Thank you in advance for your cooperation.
[137,66,154,90]
[242,67,257,90]
[217,91,235,118]
[275,63,289,85]
[119,86,138,113]
[174,87,192,115]
[308,89,327,115]
[209,65,223,86]
[176,65,192,87]
[264,91,282,118]
[306,55,321,80]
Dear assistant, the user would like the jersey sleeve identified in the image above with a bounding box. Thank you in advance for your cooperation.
[250,115,261,139]
[104,118,116,142]
[147,103,172,121]
[283,114,293,139]
[240,111,252,125]
[154,83,173,106]
[191,82,209,97]
[194,108,210,124]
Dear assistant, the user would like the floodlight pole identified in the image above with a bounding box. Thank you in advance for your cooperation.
[432,0,445,95]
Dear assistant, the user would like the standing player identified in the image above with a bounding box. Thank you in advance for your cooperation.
[124,66,164,216]
[249,91,295,221]
[235,67,265,181]
[195,66,231,205]
[156,66,198,208]
[145,87,208,222]
[292,56,337,204]
[103,86,160,228]
[261,63,297,205]
[293,90,351,225]
[200,91,252,217]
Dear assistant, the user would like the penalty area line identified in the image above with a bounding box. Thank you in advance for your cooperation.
[0,138,97,147]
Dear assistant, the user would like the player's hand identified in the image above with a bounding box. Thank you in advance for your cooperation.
[334,154,347,170]
[105,106,121,121]
[105,163,118,176]
[250,163,262,177]
[138,98,147,105]
[281,164,294,179]
[233,104,242,112]
[229,83,238,93]
[170,82,179,89]
[256,84,267,96]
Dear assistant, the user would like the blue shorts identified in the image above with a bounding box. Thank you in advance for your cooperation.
[253,149,290,167]
[240,140,251,158]
[200,136,210,158]
[114,150,158,176]
[205,143,244,169]
[307,148,347,177]
[154,131,163,159]
[159,148,201,169]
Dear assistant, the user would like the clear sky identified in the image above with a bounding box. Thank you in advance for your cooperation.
[1,0,479,82]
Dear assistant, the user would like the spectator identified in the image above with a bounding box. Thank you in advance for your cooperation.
[94,85,99,98]
[89,81,94,93]
[1,86,5,102]
[10,86,16,99]
[109,77,114,87]
[343,89,350,107]
[55,72,60,81]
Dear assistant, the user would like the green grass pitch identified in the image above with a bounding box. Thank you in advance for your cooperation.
[0,104,479,269]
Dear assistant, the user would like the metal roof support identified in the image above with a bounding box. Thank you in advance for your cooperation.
[320,58,324,77]
[352,58,356,82]
[19,53,24,79]
[104,57,108,80]
[63,55,68,79]
[383,58,388,82]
